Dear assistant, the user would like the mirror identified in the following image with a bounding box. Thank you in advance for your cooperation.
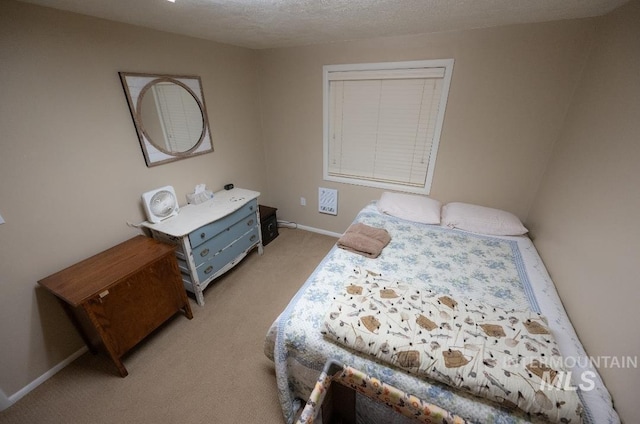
[119,72,213,167]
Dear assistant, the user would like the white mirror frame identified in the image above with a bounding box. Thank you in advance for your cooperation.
[119,72,214,167]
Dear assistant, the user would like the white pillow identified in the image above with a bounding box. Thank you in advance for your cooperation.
[377,192,441,224]
[441,202,528,236]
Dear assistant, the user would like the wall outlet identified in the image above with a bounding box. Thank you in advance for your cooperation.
[318,188,338,215]
[300,197,306,206]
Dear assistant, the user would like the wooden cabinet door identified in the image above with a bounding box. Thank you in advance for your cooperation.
[86,255,185,358]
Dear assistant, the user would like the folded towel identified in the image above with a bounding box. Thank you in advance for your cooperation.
[337,223,391,258]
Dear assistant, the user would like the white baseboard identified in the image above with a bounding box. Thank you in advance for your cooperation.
[0,346,88,412]
[0,388,11,411]
[295,224,342,238]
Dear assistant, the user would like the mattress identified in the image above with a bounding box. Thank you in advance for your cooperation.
[264,202,619,424]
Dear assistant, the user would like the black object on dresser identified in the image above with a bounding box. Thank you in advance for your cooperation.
[259,205,279,246]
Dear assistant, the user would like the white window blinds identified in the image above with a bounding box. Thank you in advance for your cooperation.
[323,60,454,194]
[151,83,203,152]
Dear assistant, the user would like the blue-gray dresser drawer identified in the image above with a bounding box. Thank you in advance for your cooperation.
[192,213,258,267]
[188,199,257,248]
[195,226,260,282]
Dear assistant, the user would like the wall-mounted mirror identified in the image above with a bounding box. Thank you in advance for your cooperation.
[119,72,213,167]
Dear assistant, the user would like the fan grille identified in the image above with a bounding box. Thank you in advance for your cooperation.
[149,190,176,217]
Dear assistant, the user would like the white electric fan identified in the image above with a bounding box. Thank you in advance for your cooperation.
[142,185,179,223]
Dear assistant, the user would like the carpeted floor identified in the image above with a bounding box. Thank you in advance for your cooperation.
[0,228,337,424]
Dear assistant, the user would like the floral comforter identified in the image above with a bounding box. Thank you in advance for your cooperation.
[264,203,619,424]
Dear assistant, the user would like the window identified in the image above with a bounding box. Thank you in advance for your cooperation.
[323,59,454,194]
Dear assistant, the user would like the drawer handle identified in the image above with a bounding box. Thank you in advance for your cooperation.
[247,219,254,226]
[204,266,213,275]
[199,248,209,257]
[200,232,206,239]
[250,235,257,242]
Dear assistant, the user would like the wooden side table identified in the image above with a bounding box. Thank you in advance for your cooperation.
[259,205,279,246]
[38,235,193,377]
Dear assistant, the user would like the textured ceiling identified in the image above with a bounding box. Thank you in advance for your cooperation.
[19,0,628,49]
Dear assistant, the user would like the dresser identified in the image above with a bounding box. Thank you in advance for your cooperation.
[143,188,263,306]
[38,235,193,377]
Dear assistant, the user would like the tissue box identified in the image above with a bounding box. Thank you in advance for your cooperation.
[186,190,213,205]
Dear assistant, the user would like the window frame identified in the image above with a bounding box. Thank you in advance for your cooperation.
[322,59,454,194]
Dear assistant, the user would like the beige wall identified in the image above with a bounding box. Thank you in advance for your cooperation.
[257,19,596,234]
[527,0,640,421]
[0,1,266,397]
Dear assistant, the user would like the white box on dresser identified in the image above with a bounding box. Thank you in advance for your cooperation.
[142,188,263,306]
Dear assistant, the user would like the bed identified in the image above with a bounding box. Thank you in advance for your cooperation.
[264,200,620,424]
